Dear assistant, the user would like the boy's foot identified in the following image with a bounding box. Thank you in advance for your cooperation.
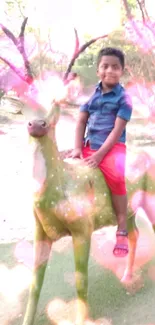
[113,230,128,257]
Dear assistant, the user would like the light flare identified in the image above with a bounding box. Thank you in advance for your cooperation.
[47,298,111,325]
[126,151,150,183]
[55,196,94,223]
[0,264,31,302]
[24,78,53,111]
[18,74,68,115]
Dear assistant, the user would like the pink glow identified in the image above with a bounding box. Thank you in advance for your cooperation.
[15,240,33,270]
[126,151,151,183]
[125,19,155,52]
[0,264,31,301]
[115,152,126,176]
[127,81,155,119]
[47,298,111,325]
[130,190,145,212]
[14,238,72,269]
[130,190,155,225]
[15,240,52,269]
[91,223,155,285]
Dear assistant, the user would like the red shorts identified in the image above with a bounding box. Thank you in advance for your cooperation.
[82,143,127,195]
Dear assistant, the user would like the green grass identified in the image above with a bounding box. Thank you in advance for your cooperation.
[1,242,155,325]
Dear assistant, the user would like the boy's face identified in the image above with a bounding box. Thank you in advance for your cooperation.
[97,55,123,88]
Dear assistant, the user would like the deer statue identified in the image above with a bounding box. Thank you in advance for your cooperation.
[1,17,155,325]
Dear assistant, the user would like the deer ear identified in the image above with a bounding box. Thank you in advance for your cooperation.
[45,101,60,122]
[46,101,76,124]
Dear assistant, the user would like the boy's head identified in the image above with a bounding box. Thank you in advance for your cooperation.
[97,47,125,88]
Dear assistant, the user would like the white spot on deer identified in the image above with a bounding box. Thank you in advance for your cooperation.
[55,196,93,223]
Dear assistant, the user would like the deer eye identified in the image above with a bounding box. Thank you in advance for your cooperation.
[41,121,47,127]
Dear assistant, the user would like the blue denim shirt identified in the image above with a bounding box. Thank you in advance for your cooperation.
[80,82,132,150]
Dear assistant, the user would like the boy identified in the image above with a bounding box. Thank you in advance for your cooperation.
[71,47,132,257]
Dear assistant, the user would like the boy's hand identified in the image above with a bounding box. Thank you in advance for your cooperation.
[70,148,83,159]
[84,151,103,168]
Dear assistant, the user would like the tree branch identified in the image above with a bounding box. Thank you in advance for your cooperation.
[123,0,155,53]
[18,18,33,81]
[0,24,18,46]
[0,17,33,83]
[63,33,108,81]
[136,0,146,22]
[15,0,25,19]
[73,28,80,56]
[19,17,28,38]
[0,55,29,82]
[138,0,149,20]
[122,0,132,20]
[122,0,145,41]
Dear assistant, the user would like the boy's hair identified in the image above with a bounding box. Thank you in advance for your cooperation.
[97,47,125,69]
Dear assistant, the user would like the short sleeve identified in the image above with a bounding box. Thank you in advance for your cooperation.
[117,92,132,121]
[80,102,89,112]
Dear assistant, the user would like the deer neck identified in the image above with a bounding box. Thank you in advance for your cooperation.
[30,129,65,195]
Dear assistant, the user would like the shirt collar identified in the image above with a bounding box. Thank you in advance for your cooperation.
[96,81,121,95]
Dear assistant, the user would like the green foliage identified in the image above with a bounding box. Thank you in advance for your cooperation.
[30,53,68,78]
[73,29,155,87]
[2,0,155,90]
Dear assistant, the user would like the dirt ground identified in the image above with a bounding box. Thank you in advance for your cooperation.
[0,109,33,242]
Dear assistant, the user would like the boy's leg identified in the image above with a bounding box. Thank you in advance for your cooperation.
[82,143,128,257]
[111,193,128,257]
[98,143,128,257]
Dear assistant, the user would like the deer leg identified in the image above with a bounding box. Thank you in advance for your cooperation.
[72,231,91,325]
[22,214,52,325]
[121,215,139,283]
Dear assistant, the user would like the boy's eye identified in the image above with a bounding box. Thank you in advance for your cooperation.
[113,65,118,69]
[99,64,120,70]
[101,65,108,69]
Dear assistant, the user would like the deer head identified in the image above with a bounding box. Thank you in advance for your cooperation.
[25,99,61,138]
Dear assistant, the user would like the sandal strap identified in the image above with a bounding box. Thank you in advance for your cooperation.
[116,230,128,237]
[114,244,128,251]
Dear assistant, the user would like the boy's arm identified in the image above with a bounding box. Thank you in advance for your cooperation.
[97,117,127,157]
[74,111,89,149]
[98,92,132,157]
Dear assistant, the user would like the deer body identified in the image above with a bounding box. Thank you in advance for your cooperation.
[22,107,142,325]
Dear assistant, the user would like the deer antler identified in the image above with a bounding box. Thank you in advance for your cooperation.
[0,17,34,84]
[63,29,108,81]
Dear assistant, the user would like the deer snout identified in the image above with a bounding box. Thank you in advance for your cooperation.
[27,119,49,137]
